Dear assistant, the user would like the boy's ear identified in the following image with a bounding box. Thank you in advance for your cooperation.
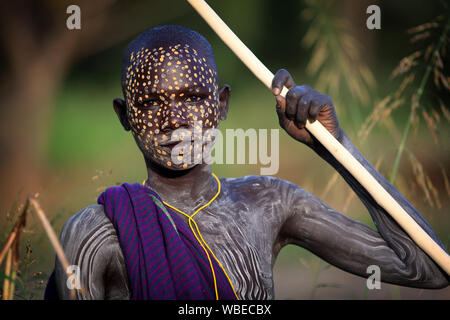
[113,98,131,131]
[218,84,231,121]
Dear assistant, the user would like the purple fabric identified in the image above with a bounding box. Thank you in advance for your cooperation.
[97,182,237,300]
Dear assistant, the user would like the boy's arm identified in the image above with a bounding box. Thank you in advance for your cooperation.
[54,205,130,299]
[272,69,449,288]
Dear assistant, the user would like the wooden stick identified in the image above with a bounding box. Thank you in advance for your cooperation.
[0,203,27,266]
[28,197,76,299]
[9,264,17,300]
[0,197,77,299]
[28,198,71,273]
[2,248,12,300]
[0,232,17,266]
[186,0,450,274]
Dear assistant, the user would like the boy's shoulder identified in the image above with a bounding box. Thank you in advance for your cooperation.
[220,174,304,197]
[220,174,283,188]
[61,204,114,242]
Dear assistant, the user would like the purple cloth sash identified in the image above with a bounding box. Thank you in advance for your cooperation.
[97,182,237,300]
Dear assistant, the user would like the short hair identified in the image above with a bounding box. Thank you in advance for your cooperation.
[121,25,217,95]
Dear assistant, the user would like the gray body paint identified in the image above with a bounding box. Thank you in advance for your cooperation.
[53,132,449,300]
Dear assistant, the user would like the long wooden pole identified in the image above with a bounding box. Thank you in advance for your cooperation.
[186,0,450,274]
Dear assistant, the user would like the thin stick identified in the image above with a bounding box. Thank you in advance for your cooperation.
[0,202,27,265]
[2,249,12,300]
[9,267,17,300]
[28,197,76,299]
[0,233,17,266]
[8,230,21,300]
[186,0,450,274]
[1,197,77,299]
[1,202,27,300]
[28,199,71,275]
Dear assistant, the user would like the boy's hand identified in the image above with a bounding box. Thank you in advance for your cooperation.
[272,69,342,148]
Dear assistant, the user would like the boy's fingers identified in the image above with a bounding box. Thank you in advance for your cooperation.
[272,69,295,95]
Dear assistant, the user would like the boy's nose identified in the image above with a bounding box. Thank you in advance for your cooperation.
[161,104,189,131]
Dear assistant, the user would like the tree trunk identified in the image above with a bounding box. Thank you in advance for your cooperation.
[0,39,77,211]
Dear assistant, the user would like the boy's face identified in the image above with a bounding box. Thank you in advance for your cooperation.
[122,43,226,170]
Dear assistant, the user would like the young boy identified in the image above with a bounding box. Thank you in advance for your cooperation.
[46,25,448,300]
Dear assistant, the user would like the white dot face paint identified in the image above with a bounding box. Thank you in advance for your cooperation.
[125,44,220,170]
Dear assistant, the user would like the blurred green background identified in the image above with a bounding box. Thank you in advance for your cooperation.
[0,0,449,299]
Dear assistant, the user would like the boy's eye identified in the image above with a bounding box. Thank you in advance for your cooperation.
[136,94,159,106]
[138,97,158,107]
[143,99,157,106]
[186,95,202,101]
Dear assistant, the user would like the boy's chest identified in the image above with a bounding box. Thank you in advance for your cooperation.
[175,198,283,299]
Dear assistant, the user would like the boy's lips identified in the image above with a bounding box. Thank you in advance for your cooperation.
[160,139,192,150]
[159,135,196,150]
[160,140,180,150]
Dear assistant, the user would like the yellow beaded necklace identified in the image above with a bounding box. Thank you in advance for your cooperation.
[142,173,239,300]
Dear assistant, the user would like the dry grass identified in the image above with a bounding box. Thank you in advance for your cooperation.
[301,0,375,107]
[312,12,450,209]
[0,196,75,300]
[298,2,450,299]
